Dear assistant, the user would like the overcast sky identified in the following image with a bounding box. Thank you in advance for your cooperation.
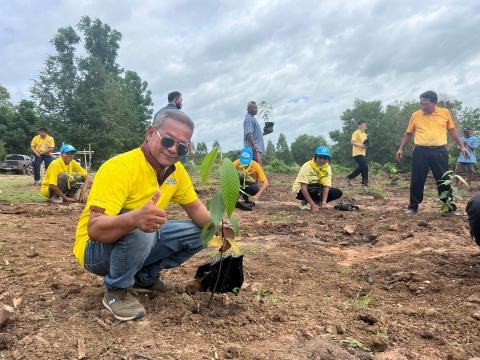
[1,0,480,151]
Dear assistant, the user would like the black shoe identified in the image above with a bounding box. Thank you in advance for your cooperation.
[235,201,253,211]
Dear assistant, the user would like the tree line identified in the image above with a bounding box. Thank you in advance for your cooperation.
[1,17,479,171]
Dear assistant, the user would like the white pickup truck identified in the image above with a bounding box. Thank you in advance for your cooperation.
[0,154,33,174]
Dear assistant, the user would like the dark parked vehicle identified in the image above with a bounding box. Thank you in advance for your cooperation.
[0,154,34,175]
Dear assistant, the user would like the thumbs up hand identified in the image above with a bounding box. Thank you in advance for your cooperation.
[134,190,167,233]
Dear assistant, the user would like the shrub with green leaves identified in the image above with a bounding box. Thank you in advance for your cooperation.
[263,158,298,174]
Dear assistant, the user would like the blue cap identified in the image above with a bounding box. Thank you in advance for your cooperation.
[239,147,253,165]
[60,144,77,153]
[315,146,331,158]
[463,126,472,131]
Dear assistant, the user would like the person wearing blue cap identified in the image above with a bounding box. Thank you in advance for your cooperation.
[292,146,342,211]
[40,144,90,204]
[233,147,269,211]
[456,127,478,186]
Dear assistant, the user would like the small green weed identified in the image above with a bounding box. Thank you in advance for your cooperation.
[255,288,280,305]
[335,337,372,352]
[0,241,4,250]
[339,267,349,275]
[343,291,374,308]
[362,185,387,197]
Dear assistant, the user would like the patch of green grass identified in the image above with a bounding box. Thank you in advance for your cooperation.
[334,337,371,352]
[343,291,374,308]
[255,288,280,305]
[0,175,46,202]
[196,245,263,259]
[362,185,387,197]
[265,214,297,222]
[0,241,4,250]
[339,267,349,275]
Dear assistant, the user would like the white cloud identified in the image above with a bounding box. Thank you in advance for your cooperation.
[1,0,480,151]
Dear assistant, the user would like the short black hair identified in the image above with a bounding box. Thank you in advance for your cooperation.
[420,91,438,104]
[38,127,47,132]
[358,120,366,125]
[168,91,182,103]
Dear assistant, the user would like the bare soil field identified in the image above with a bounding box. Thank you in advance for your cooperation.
[1,174,480,359]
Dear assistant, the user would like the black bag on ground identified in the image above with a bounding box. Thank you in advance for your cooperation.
[194,255,244,293]
[466,193,480,246]
[334,203,359,211]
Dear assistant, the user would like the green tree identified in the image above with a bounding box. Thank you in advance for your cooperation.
[194,142,208,163]
[31,17,153,165]
[276,133,292,164]
[212,140,221,150]
[264,140,276,165]
[291,134,328,165]
[0,85,40,154]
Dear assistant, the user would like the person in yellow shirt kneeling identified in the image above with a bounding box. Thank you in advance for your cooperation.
[292,146,343,212]
[233,147,269,211]
[40,144,91,204]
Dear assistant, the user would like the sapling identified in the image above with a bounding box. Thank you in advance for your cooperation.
[439,170,468,213]
[258,100,274,135]
[199,148,241,306]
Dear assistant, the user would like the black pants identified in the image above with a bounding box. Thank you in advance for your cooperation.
[296,184,343,203]
[347,155,368,185]
[240,181,259,201]
[467,194,480,246]
[409,146,451,211]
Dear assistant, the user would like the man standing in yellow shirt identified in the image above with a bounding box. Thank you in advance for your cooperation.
[396,91,469,214]
[40,144,90,204]
[73,110,221,321]
[346,120,368,187]
[31,127,55,185]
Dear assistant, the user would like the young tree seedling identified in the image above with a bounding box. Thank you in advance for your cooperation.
[199,148,241,307]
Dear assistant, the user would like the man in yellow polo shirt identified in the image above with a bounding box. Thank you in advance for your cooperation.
[73,110,215,321]
[40,144,90,204]
[31,127,55,185]
[346,120,368,187]
[396,91,469,214]
[233,147,269,211]
[292,146,343,212]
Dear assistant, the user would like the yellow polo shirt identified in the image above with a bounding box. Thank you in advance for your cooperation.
[292,161,332,194]
[406,106,455,146]
[40,158,87,197]
[352,129,367,156]
[233,160,267,183]
[73,148,198,267]
[31,135,55,153]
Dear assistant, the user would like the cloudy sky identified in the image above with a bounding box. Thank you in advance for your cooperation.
[1,0,480,150]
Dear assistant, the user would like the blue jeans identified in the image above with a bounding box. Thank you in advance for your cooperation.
[33,155,54,181]
[83,220,203,289]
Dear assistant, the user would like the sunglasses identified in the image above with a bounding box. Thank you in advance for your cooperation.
[155,130,189,156]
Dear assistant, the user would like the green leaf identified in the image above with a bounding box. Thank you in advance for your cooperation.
[0,241,4,251]
[439,191,450,200]
[200,148,219,183]
[220,158,240,217]
[441,180,452,185]
[454,174,469,187]
[226,237,241,256]
[209,191,225,226]
[230,214,240,236]
[201,222,217,247]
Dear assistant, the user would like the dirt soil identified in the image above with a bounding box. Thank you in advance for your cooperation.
[1,174,480,360]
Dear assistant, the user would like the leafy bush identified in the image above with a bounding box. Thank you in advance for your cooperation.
[263,158,299,174]
[331,163,351,176]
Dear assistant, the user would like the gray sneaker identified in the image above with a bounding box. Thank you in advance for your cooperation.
[102,288,145,321]
[50,196,63,204]
[346,177,353,186]
[134,275,178,293]
[404,208,417,215]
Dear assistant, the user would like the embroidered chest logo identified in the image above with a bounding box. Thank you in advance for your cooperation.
[166,179,177,185]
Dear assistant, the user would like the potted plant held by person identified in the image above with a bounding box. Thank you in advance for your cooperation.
[258,100,274,135]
